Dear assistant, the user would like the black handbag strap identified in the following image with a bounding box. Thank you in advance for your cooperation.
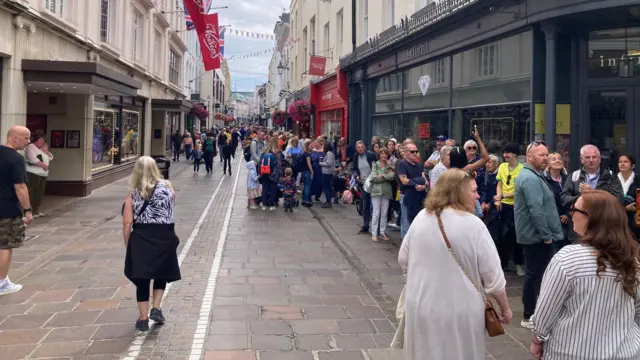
[134,182,158,223]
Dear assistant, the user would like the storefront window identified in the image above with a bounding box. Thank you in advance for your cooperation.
[166,113,179,151]
[321,110,342,137]
[372,72,404,139]
[588,27,640,79]
[121,110,140,161]
[451,31,532,152]
[92,108,117,170]
[404,59,450,111]
[405,111,449,160]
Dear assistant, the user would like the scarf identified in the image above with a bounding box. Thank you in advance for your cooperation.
[618,172,635,196]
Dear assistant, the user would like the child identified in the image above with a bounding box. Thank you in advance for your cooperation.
[246,159,261,209]
[193,144,203,176]
[280,167,297,213]
[333,165,347,204]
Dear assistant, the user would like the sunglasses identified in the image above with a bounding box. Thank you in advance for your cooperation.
[506,174,512,185]
[570,205,589,217]
[409,150,419,154]
[466,146,478,150]
[526,140,547,153]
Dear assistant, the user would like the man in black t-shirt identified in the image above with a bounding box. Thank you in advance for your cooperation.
[0,126,33,295]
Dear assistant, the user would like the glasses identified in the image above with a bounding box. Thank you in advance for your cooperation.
[409,150,419,154]
[506,174,512,185]
[570,205,589,217]
[466,146,478,151]
[526,140,547,154]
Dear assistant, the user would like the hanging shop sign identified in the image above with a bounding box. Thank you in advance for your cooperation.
[309,56,327,76]
[418,75,432,96]
[198,13,221,70]
[418,123,431,139]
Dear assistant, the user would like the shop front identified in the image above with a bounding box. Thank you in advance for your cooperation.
[341,0,640,169]
[310,74,348,139]
[151,99,192,157]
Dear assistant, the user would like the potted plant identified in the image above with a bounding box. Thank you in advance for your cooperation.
[288,99,311,124]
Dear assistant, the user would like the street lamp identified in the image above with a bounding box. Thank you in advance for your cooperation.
[277,61,289,75]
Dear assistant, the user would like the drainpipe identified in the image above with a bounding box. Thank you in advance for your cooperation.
[352,0,357,51]
[542,24,557,151]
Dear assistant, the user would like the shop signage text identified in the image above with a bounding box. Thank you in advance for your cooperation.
[418,123,430,139]
[316,78,344,109]
[397,41,430,65]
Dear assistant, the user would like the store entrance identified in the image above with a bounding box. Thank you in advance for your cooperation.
[584,88,640,170]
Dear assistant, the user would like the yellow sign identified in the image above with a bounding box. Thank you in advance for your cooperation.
[534,104,571,135]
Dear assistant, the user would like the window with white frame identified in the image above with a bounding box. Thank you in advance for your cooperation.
[310,17,316,56]
[477,43,497,78]
[46,0,64,17]
[434,58,446,84]
[362,0,368,41]
[169,48,180,85]
[323,22,330,58]
[100,0,111,42]
[133,10,144,62]
[336,10,343,56]
[154,30,162,74]
[387,0,395,27]
[303,27,308,70]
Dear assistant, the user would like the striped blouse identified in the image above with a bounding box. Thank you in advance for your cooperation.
[532,244,640,359]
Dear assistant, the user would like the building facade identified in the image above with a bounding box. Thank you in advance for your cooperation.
[184,24,205,132]
[0,0,190,197]
[267,13,290,121]
[339,0,640,170]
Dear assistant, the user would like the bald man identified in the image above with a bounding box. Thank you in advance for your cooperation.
[0,126,33,295]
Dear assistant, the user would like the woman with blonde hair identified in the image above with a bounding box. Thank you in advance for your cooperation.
[530,190,640,359]
[399,168,510,360]
[544,152,570,253]
[123,156,180,332]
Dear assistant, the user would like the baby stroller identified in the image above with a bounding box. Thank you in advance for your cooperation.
[348,175,364,216]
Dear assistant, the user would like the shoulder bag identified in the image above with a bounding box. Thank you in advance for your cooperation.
[436,214,505,337]
[121,182,159,222]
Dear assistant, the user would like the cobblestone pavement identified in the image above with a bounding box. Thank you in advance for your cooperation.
[0,154,534,360]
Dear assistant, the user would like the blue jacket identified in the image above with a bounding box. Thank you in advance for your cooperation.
[514,164,564,244]
[246,161,259,190]
[351,151,377,178]
[482,171,499,223]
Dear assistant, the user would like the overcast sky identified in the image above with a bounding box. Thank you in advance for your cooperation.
[210,0,289,92]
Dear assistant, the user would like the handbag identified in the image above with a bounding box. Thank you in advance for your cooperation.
[260,157,271,175]
[436,214,505,337]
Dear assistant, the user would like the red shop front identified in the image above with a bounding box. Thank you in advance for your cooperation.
[310,71,348,139]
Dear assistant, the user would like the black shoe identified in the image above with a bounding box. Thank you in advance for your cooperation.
[150,308,166,323]
[321,203,332,208]
[136,318,149,331]
[229,172,232,176]
[358,227,370,235]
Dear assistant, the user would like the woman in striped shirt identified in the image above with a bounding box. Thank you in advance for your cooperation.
[531,190,640,359]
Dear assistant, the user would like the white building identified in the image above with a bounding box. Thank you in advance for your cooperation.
[184,22,206,131]
[0,0,190,196]
[267,13,290,114]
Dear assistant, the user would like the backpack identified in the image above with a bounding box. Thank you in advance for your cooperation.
[243,139,254,162]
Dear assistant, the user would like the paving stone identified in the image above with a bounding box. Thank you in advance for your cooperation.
[0,328,51,345]
[371,319,396,334]
[293,320,340,335]
[322,285,368,296]
[365,348,405,360]
[75,299,120,310]
[260,306,303,320]
[317,350,365,360]
[203,350,256,360]
[0,303,33,316]
[92,323,137,339]
[84,338,133,355]
[0,313,53,330]
[250,335,293,350]
[3,344,37,360]
[44,310,102,327]
[259,351,314,360]
[204,335,249,350]
[41,325,98,342]
[93,308,139,324]
[27,301,77,314]
[209,321,248,335]
[213,306,260,320]
[337,320,377,335]
[31,341,89,358]
[27,289,76,303]
[294,335,333,350]
[344,306,385,319]
[334,335,377,350]
[249,320,293,335]
[303,306,350,319]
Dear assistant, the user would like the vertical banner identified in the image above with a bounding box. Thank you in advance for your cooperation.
[198,13,221,70]
[183,0,206,31]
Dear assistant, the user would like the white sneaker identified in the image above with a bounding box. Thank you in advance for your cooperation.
[516,265,526,276]
[250,205,258,210]
[269,206,276,211]
[520,319,534,330]
[0,279,23,296]
[261,206,267,211]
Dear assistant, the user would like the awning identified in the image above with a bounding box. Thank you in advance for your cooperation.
[22,60,141,97]
[151,99,193,113]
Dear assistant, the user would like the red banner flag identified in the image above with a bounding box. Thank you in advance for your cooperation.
[198,13,221,70]
[183,0,207,31]
[309,56,327,76]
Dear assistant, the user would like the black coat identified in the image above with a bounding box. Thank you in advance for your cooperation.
[125,224,181,283]
[544,170,569,241]
[619,172,640,237]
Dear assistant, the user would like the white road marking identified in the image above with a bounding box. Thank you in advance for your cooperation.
[122,169,228,360]
[188,159,242,360]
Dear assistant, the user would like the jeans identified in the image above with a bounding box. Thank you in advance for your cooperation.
[322,173,333,203]
[522,242,553,319]
[400,193,409,239]
[500,204,524,267]
[312,169,323,201]
[361,190,372,231]
[302,171,312,203]
[261,176,277,206]
[193,159,201,172]
[184,144,192,160]
[371,196,390,237]
[204,150,213,173]
[173,144,181,161]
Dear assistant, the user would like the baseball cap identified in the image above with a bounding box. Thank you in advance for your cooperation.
[435,135,447,141]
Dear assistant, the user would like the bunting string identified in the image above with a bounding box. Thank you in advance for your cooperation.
[228,69,269,77]
[220,26,277,40]
[225,37,299,61]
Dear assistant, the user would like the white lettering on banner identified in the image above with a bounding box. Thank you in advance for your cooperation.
[322,93,332,102]
[204,23,220,60]
[311,63,324,71]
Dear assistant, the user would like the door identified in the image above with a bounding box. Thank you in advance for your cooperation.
[584,88,638,171]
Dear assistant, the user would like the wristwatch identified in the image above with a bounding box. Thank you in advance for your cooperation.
[23,207,32,215]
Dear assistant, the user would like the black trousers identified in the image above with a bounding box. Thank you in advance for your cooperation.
[222,149,232,174]
[204,150,214,173]
[522,242,552,319]
[499,204,524,267]
[132,279,167,302]
[361,191,372,230]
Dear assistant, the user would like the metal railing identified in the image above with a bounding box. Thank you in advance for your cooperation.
[339,0,478,68]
